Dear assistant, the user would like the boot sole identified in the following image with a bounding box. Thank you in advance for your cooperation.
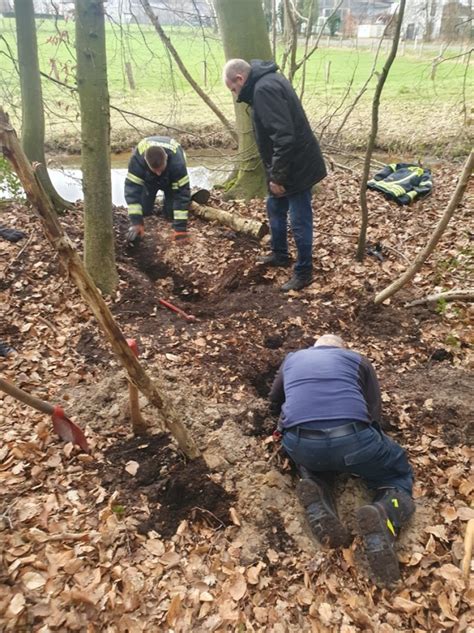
[259,260,291,268]
[357,505,400,585]
[296,479,351,548]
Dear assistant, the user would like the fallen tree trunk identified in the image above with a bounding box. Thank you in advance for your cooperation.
[0,108,200,460]
[189,201,269,240]
[374,150,473,305]
[406,289,474,307]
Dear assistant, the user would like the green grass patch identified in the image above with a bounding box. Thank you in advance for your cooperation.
[0,17,471,155]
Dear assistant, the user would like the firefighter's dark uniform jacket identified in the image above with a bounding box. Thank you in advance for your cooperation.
[367,163,432,205]
[125,136,190,232]
[237,60,327,195]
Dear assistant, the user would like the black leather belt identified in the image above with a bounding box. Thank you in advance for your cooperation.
[287,421,369,439]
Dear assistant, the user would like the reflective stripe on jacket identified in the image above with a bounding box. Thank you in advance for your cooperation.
[367,163,432,205]
[124,135,191,231]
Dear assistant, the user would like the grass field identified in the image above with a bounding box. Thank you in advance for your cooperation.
[0,17,472,157]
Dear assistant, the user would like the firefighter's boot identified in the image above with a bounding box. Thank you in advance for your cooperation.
[296,471,352,548]
[357,488,415,585]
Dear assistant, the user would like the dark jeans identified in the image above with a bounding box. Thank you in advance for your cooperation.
[266,188,313,278]
[282,423,413,495]
[142,185,173,220]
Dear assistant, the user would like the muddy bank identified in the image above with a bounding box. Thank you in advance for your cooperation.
[45,123,237,156]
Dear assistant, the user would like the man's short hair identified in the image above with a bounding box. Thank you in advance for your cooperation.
[223,58,251,83]
[145,146,167,170]
[314,334,345,348]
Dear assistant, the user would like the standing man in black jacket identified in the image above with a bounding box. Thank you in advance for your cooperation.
[125,136,191,244]
[223,59,327,291]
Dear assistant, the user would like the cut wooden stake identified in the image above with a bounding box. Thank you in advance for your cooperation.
[126,339,148,436]
[189,201,268,240]
[462,519,474,584]
[0,108,200,459]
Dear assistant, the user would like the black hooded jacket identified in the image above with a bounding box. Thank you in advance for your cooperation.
[237,60,327,195]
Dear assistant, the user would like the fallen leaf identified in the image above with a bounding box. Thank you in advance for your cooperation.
[318,602,333,626]
[199,591,213,602]
[457,506,474,521]
[247,561,265,585]
[22,571,46,590]
[125,460,139,476]
[441,506,458,522]
[423,398,434,411]
[166,594,182,626]
[229,507,241,526]
[253,606,268,624]
[160,551,181,568]
[144,539,165,557]
[437,592,457,621]
[297,587,314,606]
[228,573,246,601]
[392,597,422,613]
[435,564,466,592]
[8,593,25,616]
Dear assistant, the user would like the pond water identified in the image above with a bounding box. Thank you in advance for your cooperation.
[46,164,225,206]
[1,148,233,205]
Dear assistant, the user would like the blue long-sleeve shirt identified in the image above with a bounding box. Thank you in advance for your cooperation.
[269,346,382,429]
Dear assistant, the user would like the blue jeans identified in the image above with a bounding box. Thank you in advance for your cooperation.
[282,424,413,495]
[267,188,313,277]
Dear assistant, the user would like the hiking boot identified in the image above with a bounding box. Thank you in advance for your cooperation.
[296,478,351,548]
[258,253,291,267]
[281,274,312,292]
[357,488,415,586]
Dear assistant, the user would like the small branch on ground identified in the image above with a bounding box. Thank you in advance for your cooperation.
[406,289,474,307]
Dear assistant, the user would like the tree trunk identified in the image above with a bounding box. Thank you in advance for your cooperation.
[356,0,406,262]
[0,108,200,460]
[214,0,272,200]
[375,150,473,305]
[13,0,71,213]
[189,201,268,239]
[75,0,118,295]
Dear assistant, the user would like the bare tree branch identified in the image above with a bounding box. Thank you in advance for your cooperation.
[139,0,236,141]
[406,289,474,307]
[356,0,407,262]
[333,25,389,142]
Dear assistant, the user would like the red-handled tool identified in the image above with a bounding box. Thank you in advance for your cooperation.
[0,376,89,452]
[158,298,196,322]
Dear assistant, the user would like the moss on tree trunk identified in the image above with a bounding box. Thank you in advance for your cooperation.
[14,0,70,212]
[214,0,273,200]
[75,0,118,295]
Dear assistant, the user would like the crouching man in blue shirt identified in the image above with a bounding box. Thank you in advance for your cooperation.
[269,334,415,585]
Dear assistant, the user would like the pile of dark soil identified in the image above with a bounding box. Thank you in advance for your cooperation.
[101,433,236,538]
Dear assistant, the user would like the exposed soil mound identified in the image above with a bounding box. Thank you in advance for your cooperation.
[101,433,236,538]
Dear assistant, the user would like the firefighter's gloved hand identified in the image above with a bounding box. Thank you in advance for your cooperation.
[173,231,189,244]
[127,224,144,244]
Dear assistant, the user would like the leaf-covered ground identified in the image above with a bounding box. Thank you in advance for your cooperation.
[0,160,473,631]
